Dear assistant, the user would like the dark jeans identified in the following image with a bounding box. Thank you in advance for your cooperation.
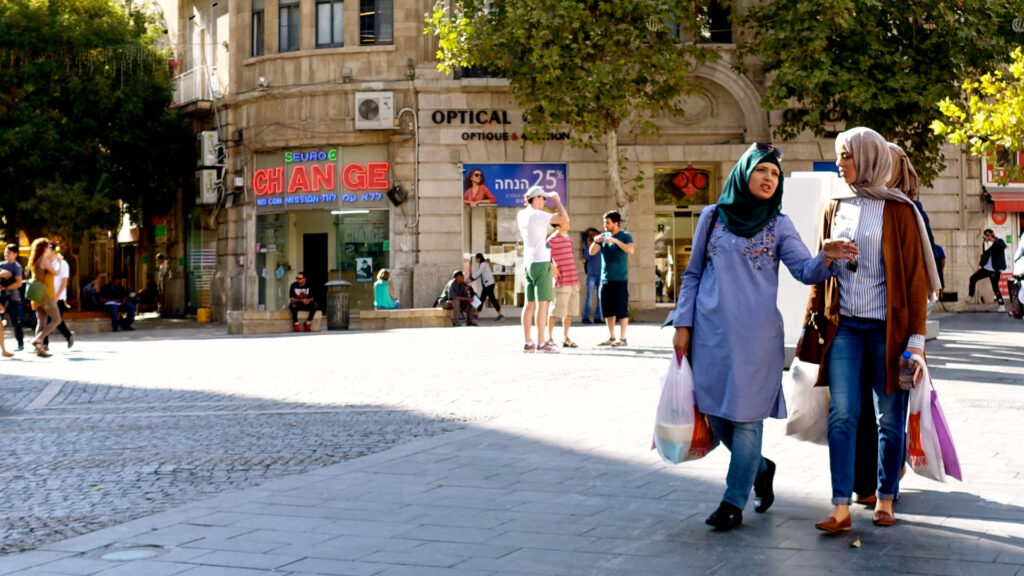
[968,268,1003,302]
[1,295,23,346]
[105,301,135,331]
[289,301,317,323]
[477,283,501,314]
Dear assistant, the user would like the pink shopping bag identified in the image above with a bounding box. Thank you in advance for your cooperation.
[931,389,963,481]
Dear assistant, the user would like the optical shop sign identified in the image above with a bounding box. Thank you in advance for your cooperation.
[252,147,390,210]
[462,163,568,208]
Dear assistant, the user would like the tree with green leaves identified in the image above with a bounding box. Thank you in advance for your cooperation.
[426,0,718,221]
[736,0,1023,186]
[0,0,193,243]
[933,47,1024,184]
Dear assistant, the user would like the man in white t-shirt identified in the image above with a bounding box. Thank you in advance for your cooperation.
[516,185,568,352]
[44,250,75,349]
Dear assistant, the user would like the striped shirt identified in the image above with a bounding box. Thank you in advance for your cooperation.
[834,197,925,349]
[471,261,495,287]
[548,233,580,287]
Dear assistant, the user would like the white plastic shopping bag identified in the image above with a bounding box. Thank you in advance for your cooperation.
[784,359,830,445]
[653,356,716,464]
[906,360,945,482]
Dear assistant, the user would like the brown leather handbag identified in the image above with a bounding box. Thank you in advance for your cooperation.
[797,311,825,365]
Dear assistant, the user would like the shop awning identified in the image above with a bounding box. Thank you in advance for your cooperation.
[988,188,1024,213]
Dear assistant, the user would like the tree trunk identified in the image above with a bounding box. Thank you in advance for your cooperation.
[605,127,629,224]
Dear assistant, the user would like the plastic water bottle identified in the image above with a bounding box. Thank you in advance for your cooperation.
[899,351,918,390]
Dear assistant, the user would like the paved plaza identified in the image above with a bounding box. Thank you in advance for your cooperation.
[0,310,1022,575]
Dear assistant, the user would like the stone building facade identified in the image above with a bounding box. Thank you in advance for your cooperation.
[159,0,1022,322]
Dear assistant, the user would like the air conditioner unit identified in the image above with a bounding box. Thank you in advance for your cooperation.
[355,92,395,130]
[197,130,221,167]
[195,168,220,205]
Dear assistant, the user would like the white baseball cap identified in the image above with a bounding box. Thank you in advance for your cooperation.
[525,186,554,199]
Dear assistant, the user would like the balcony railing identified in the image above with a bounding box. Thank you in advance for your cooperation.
[173,67,213,107]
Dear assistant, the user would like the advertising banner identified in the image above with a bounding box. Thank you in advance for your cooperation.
[462,163,567,208]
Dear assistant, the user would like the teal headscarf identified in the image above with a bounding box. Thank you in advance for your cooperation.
[716,144,784,238]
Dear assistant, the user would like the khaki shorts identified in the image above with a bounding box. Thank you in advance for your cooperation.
[550,284,580,318]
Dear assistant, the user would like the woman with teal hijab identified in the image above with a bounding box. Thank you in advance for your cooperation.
[672,144,857,531]
[716,143,785,238]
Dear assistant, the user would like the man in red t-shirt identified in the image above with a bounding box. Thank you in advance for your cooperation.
[547,222,581,348]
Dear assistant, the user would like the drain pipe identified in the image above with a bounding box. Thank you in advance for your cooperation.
[959,146,967,232]
[397,107,420,230]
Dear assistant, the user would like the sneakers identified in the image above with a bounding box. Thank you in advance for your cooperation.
[67,332,75,349]
[496,314,505,321]
[293,322,301,332]
[304,321,312,332]
[582,318,592,324]
[523,342,536,353]
[537,342,559,353]
[998,304,1007,313]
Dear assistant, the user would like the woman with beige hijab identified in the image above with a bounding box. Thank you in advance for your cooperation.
[850,142,938,505]
[799,127,940,532]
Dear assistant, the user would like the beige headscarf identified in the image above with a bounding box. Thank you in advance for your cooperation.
[833,127,941,296]
[886,142,919,199]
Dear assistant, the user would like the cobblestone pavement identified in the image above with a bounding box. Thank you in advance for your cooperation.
[0,322,470,555]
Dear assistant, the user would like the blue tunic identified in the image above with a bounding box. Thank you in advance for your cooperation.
[673,205,833,422]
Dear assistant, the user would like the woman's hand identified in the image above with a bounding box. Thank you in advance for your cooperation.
[907,347,925,384]
[672,327,690,363]
[822,239,860,264]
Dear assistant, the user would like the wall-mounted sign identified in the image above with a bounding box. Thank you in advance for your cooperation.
[252,145,390,210]
[462,163,567,208]
[429,110,514,125]
[427,109,570,142]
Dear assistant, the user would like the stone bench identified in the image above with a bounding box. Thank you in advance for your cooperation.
[359,308,449,330]
[63,311,114,334]
[226,310,326,335]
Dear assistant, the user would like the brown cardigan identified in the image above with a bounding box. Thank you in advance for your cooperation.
[800,199,929,396]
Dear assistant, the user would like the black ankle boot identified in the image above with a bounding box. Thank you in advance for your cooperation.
[705,501,743,531]
[753,458,776,513]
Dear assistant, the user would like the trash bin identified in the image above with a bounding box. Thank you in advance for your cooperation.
[324,280,351,330]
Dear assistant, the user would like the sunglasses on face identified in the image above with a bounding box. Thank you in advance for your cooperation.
[471,173,482,177]
[755,142,784,159]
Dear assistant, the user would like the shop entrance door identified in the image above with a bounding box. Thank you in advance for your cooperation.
[654,210,704,305]
[303,233,328,311]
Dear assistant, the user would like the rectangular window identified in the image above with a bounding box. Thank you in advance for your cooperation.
[252,0,265,56]
[279,2,300,52]
[359,0,393,45]
[316,0,344,47]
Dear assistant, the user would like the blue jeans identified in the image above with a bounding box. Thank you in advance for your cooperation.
[584,275,602,320]
[707,416,768,510]
[826,317,908,505]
